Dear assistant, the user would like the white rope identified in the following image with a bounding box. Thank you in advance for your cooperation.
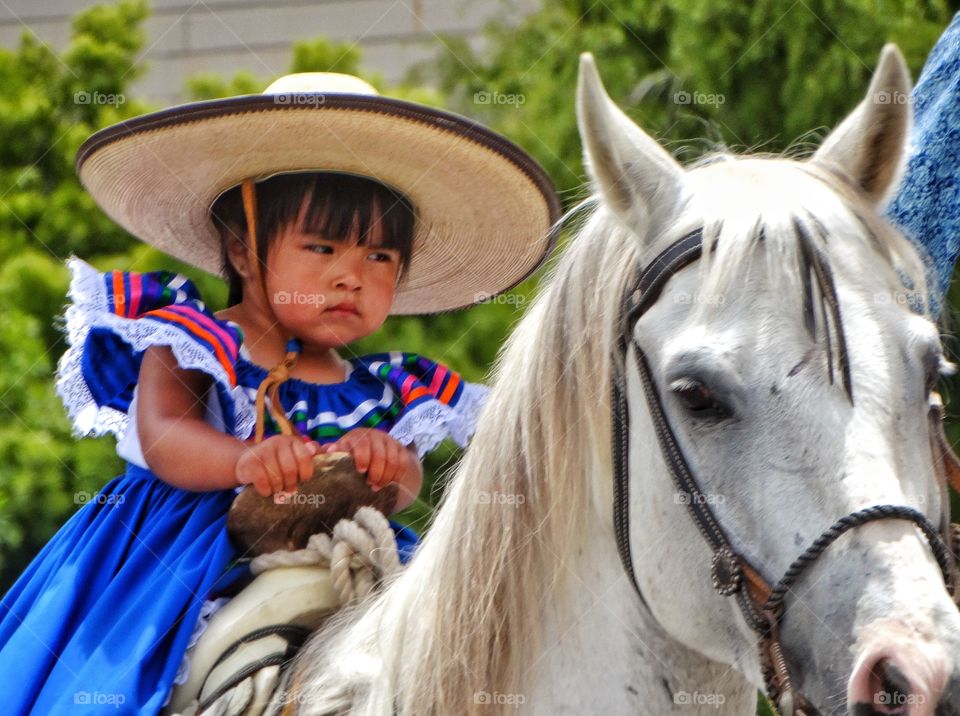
[167,508,401,715]
[249,506,401,605]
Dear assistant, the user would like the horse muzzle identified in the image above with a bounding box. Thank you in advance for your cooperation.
[848,619,959,716]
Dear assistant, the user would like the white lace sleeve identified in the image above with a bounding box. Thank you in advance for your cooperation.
[388,381,489,459]
[54,256,257,442]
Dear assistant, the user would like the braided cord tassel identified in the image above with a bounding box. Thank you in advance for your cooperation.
[241,177,303,445]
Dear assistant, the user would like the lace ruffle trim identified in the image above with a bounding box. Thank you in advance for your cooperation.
[54,257,257,441]
[388,381,489,458]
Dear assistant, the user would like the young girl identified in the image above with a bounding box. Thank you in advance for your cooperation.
[0,72,559,714]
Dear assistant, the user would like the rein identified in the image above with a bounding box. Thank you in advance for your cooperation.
[610,228,960,716]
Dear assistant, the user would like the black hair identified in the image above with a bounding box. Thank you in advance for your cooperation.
[211,172,416,306]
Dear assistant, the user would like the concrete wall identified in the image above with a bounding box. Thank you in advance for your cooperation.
[0,0,536,104]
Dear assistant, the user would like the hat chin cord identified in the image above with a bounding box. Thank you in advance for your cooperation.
[241,178,304,445]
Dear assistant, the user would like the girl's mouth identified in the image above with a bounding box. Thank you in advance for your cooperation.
[327,303,359,316]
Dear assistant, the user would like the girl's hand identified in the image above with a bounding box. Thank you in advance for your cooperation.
[321,428,413,491]
[236,435,320,497]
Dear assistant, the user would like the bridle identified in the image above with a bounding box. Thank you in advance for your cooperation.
[610,227,960,716]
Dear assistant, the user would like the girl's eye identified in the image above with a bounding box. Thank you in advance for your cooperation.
[368,251,397,262]
[307,244,334,255]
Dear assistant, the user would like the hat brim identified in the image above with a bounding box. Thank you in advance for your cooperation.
[77,94,561,314]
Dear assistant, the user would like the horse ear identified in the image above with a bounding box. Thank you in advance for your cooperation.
[811,44,912,206]
[576,52,686,239]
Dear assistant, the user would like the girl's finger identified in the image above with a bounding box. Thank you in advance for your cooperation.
[294,440,316,481]
[385,439,404,485]
[273,440,299,491]
[254,473,272,498]
[265,452,286,495]
[352,437,371,473]
[368,436,387,485]
[322,440,339,454]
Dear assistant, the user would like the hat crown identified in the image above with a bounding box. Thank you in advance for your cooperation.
[262,72,379,97]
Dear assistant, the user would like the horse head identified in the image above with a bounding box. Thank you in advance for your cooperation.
[579,44,960,715]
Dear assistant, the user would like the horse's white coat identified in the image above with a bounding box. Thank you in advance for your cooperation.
[272,45,960,716]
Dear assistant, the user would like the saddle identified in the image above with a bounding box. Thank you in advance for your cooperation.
[163,452,401,716]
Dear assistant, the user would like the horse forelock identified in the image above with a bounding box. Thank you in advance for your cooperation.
[685,155,929,317]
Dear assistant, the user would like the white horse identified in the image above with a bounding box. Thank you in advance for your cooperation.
[270,45,960,715]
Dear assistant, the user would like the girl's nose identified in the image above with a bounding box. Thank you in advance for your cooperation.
[332,252,363,290]
[334,272,361,290]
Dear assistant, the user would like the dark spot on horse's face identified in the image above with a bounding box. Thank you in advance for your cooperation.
[659,678,670,700]
[788,347,818,378]
[771,383,780,395]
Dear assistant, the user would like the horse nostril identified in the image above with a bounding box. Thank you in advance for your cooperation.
[870,658,913,714]
[850,653,930,715]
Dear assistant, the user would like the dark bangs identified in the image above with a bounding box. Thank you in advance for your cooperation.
[212,172,416,306]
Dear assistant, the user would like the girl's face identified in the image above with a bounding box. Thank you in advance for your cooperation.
[262,214,401,349]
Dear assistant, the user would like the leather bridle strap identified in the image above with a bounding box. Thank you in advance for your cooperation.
[611,227,960,716]
[613,228,774,626]
[611,228,706,606]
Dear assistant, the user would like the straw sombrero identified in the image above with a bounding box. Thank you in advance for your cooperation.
[76,73,561,314]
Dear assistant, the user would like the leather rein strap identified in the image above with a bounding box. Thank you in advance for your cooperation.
[610,227,960,716]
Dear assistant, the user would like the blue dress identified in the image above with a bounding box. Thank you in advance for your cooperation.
[887,10,960,316]
[0,257,488,715]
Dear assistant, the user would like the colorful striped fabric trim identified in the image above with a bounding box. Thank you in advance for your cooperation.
[145,308,238,387]
[107,268,186,320]
[259,399,404,441]
[232,350,478,453]
[102,270,241,387]
[369,354,463,408]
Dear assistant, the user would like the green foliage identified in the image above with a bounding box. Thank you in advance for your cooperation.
[185,70,263,102]
[758,693,777,716]
[187,37,366,101]
[421,0,951,199]
[0,1,149,587]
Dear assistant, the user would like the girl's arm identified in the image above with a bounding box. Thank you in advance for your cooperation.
[138,346,318,494]
[137,345,249,491]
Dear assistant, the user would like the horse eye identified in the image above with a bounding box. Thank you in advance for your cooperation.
[669,378,731,419]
